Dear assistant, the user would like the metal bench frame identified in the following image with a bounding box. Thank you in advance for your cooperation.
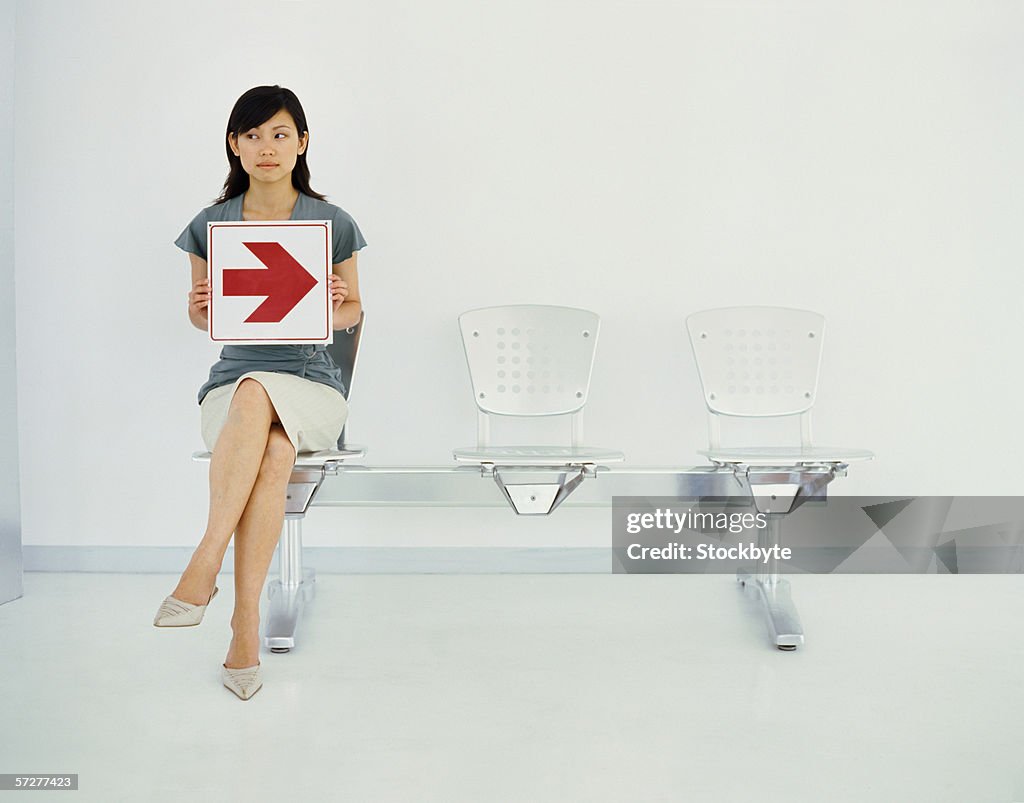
[193,305,868,654]
[240,458,847,653]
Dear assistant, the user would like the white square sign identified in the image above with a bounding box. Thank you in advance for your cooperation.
[207,220,333,344]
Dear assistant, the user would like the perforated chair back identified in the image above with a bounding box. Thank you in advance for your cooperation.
[454,304,623,468]
[459,305,600,417]
[686,306,824,418]
[325,310,365,447]
[685,306,872,465]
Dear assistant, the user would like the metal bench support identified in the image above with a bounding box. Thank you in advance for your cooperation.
[259,463,843,652]
[262,466,326,652]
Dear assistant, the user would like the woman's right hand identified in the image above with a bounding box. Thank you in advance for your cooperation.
[189,278,211,326]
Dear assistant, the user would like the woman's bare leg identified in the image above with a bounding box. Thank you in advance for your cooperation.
[224,424,295,669]
[170,378,277,605]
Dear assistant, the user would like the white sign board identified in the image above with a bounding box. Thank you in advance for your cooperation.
[207,220,333,345]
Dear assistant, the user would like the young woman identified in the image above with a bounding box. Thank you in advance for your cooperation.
[156,85,366,701]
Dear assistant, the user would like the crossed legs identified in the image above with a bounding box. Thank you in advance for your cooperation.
[170,378,296,669]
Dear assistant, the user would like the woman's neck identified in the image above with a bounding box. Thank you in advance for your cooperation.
[242,181,300,220]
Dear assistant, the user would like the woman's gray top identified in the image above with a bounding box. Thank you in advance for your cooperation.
[174,192,367,405]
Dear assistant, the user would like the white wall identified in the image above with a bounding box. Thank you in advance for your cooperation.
[13,0,1024,550]
[1,0,23,598]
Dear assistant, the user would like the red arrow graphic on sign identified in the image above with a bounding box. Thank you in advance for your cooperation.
[222,242,318,323]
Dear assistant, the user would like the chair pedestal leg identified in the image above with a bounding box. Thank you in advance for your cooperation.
[737,573,804,650]
[263,516,316,653]
[736,514,804,650]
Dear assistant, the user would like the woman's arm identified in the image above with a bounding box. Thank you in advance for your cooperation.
[188,253,210,331]
[330,252,362,330]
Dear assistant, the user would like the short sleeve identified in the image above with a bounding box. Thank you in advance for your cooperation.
[332,207,367,264]
[174,208,209,261]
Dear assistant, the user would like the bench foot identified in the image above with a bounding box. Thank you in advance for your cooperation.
[738,570,804,650]
[262,516,315,652]
[263,568,316,652]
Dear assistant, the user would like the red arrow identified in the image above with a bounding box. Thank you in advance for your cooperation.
[222,242,318,323]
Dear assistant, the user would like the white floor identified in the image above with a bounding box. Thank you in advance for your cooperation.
[1,571,1023,803]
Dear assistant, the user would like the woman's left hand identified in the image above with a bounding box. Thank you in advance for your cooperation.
[329,275,349,311]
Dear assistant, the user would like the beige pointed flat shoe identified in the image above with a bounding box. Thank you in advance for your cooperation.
[152,586,219,627]
[222,662,263,701]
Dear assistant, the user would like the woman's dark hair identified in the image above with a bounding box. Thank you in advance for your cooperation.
[214,85,326,204]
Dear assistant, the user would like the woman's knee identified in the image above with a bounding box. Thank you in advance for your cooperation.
[232,378,272,410]
[228,379,281,425]
[259,426,296,478]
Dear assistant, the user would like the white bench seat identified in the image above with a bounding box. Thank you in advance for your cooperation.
[700,446,874,465]
[453,445,625,465]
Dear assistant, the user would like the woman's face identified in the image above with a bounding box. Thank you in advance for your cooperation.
[228,108,308,187]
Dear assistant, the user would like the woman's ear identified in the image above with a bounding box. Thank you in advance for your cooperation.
[227,132,239,157]
[299,131,309,155]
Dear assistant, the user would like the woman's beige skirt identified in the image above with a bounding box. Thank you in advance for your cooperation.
[200,371,348,454]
